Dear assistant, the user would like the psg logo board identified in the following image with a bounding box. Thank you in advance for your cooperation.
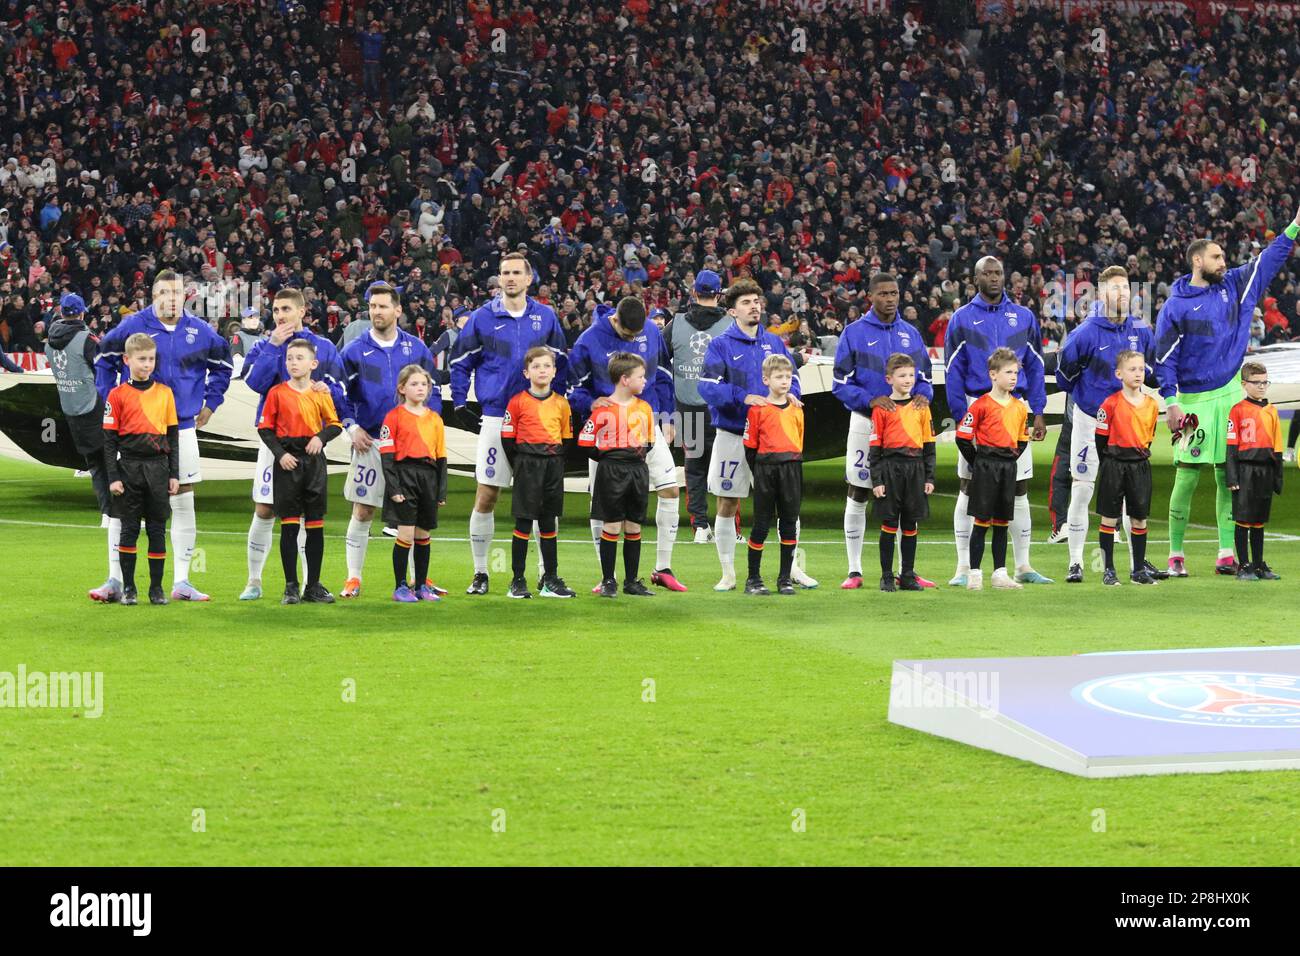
[888,646,1300,777]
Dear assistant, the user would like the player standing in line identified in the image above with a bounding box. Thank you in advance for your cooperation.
[102,334,180,606]
[698,279,815,592]
[1093,351,1161,586]
[831,272,936,590]
[741,354,804,597]
[379,365,449,603]
[944,257,1052,587]
[578,353,657,598]
[1155,208,1300,576]
[337,282,439,598]
[238,288,348,600]
[93,269,232,603]
[450,251,568,595]
[1225,363,1284,581]
[255,339,343,604]
[1054,266,1161,584]
[569,297,686,593]
[663,270,731,543]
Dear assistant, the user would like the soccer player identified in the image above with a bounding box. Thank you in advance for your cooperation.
[741,353,804,596]
[577,352,656,598]
[94,269,233,603]
[47,294,115,595]
[378,365,449,603]
[663,269,731,542]
[955,348,1030,591]
[337,282,438,598]
[868,353,936,593]
[502,347,576,599]
[832,272,936,590]
[102,333,179,606]
[945,257,1051,587]
[570,297,686,593]
[1055,266,1158,584]
[450,251,568,595]
[255,339,343,604]
[698,278,814,592]
[239,288,347,601]
[1225,362,1284,581]
[1094,351,1160,586]
[1155,208,1300,576]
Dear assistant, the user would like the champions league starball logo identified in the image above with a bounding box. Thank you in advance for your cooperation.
[1074,671,1300,728]
[689,331,712,356]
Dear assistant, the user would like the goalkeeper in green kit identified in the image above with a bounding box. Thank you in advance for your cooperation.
[1154,204,1300,576]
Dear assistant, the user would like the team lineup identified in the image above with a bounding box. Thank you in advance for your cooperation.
[65,205,1300,605]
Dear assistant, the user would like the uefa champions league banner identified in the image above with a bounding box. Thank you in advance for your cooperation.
[977,0,1300,23]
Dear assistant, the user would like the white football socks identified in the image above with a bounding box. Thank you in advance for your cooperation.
[714,515,736,573]
[953,491,972,572]
[247,514,275,582]
[1011,494,1032,571]
[108,517,122,581]
[655,496,678,570]
[844,497,867,575]
[1066,480,1094,566]
[345,516,373,580]
[468,510,493,575]
[171,491,196,584]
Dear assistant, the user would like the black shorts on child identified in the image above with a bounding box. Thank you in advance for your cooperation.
[1231,460,1276,525]
[111,457,171,526]
[1096,457,1152,521]
[590,456,648,523]
[872,456,928,524]
[512,453,566,520]
[967,456,1017,523]
[383,458,441,529]
[273,450,329,522]
[752,459,803,521]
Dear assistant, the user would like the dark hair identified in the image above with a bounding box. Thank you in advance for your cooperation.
[366,281,398,305]
[151,268,182,292]
[724,277,763,310]
[523,345,554,368]
[1186,239,1216,270]
[274,287,305,308]
[608,351,646,384]
[869,272,899,291]
[615,295,646,332]
[286,338,317,357]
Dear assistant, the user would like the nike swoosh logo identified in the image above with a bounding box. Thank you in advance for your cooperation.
[1193,305,1203,311]
[363,350,375,356]
[494,323,507,330]
[732,354,744,361]
[973,320,983,326]
[1099,345,1110,351]
[867,340,879,347]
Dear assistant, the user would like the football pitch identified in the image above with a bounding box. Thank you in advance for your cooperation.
[1,439,1297,867]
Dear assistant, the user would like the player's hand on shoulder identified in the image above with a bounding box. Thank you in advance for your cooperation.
[591,396,615,409]
[913,395,930,409]
[787,394,803,408]
[744,394,768,406]
[310,380,330,393]
[869,395,895,411]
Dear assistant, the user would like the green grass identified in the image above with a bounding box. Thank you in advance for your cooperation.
[1,437,1298,866]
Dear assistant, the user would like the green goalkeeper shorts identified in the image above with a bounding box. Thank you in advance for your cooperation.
[1172,378,1243,466]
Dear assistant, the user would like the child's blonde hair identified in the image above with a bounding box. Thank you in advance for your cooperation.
[762,353,794,377]
[397,363,433,402]
[1115,349,1144,369]
[987,347,1019,371]
[125,332,157,356]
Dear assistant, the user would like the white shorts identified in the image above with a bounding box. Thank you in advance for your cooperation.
[344,441,386,504]
[707,429,752,497]
[1069,405,1099,482]
[845,411,874,488]
[475,415,514,488]
[178,426,201,484]
[587,423,679,494]
[252,445,275,504]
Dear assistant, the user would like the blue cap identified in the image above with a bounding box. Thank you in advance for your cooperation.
[452,306,470,319]
[60,293,86,316]
[694,269,722,294]
[649,307,667,321]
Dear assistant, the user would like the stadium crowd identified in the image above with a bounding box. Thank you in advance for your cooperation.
[2,0,1300,364]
